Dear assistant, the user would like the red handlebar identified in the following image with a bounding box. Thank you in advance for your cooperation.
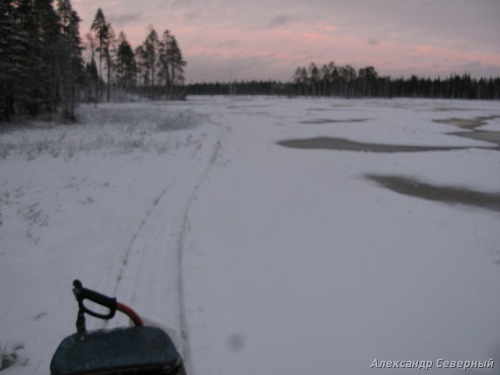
[73,280,144,331]
[117,302,144,327]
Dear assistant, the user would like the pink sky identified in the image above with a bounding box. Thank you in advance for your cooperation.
[72,0,500,82]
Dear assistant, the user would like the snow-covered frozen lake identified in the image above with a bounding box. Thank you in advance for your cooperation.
[1,96,499,374]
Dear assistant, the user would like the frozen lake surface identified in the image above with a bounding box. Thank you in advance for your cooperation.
[1,96,499,374]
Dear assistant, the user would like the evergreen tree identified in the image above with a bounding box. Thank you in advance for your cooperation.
[158,29,173,93]
[85,31,99,100]
[56,0,83,120]
[292,66,307,96]
[0,0,84,120]
[337,65,356,97]
[319,64,330,96]
[157,30,186,98]
[328,62,339,96]
[0,1,28,120]
[84,59,99,103]
[358,66,378,97]
[134,45,147,90]
[308,62,320,96]
[15,0,61,115]
[115,31,136,91]
[142,27,160,99]
[165,34,186,98]
[105,24,116,101]
[90,8,113,101]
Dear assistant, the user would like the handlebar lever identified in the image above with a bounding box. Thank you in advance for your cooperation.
[73,280,117,329]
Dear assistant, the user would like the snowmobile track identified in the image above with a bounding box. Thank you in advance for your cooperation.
[112,179,180,297]
[104,135,222,375]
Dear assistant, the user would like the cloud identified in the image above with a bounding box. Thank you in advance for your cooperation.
[367,38,379,46]
[183,10,201,21]
[267,15,289,29]
[171,0,193,9]
[186,52,291,82]
[108,12,142,27]
[216,39,239,49]
[461,61,500,78]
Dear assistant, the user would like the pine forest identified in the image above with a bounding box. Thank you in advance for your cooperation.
[0,0,187,122]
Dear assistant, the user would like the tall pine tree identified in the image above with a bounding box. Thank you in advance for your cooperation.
[90,8,113,101]
[142,27,160,99]
[167,35,186,98]
[158,30,186,99]
[0,1,29,120]
[57,0,83,120]
[13,0,61,115]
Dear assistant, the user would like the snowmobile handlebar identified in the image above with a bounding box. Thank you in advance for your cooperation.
[72,280,144,331]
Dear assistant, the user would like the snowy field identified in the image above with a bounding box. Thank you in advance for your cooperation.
[0,96,499,375]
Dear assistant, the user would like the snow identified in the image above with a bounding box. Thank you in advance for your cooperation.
[1,96,499,374]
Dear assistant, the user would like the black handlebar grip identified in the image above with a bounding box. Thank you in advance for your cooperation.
[73,279,117,320]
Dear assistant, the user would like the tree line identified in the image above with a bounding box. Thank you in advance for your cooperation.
[290,62,500,99]
[88,9,187,103]
[0,0,187,122]
[187,63,500,100]
[1,0,83,121]
[187,80,286,96]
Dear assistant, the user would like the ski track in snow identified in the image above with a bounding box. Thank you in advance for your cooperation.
[0,101,225,375]
[101,132,223,375]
